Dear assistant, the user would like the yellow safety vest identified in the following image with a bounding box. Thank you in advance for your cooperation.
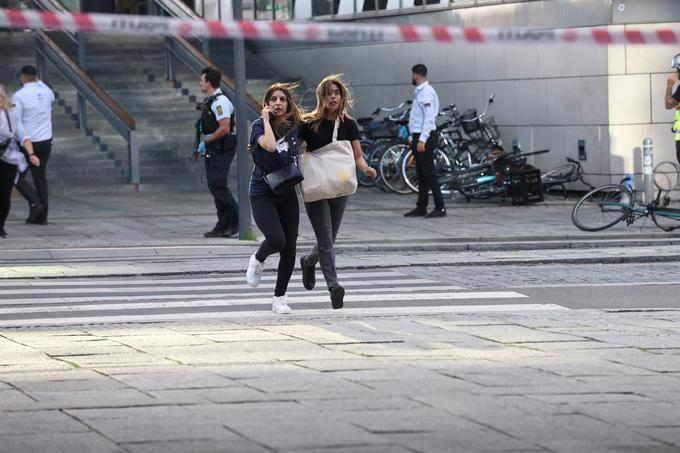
[675,109,680,141]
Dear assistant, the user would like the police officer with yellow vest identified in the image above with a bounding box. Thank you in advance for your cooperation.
[666,54,680,166]
[196,67,239,238]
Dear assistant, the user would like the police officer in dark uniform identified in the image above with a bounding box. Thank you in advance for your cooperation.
[196,67,239,238]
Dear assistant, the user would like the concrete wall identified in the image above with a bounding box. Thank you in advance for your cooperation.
[251,0,680,185]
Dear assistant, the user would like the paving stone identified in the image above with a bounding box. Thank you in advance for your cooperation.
[485,413,662,446]
[11,377,130,394]
[189,401,386,451]
[283,446,413,453]
[119,438,271,453]
[381,430,540,453]
[50,352,174,367]
[632,427,680,447]
[104,334,216,348]
[27,389,157,409]
[298,396,424,413]
[0,411,89,435]
[200,363,316,380]
[239,374,371,397]
[574,401,680,428]
[112,370,239,391]
[536,441,678,453]
[0,432,124,453]
[193,329,293,343]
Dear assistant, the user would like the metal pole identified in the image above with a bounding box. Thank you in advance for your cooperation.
[233,0,252,239]
[643,137,654,203]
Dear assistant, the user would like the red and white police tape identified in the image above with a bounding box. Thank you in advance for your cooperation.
[2,8,680,45]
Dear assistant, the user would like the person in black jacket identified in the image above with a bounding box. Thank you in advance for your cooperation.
[246,83,304,314]
[196,67,239,238]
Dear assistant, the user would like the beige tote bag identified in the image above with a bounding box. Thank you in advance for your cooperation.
[300,119,358,203]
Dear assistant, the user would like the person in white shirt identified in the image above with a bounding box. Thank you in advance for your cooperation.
[0,84,40,238]
[12,65,54,225]
[404,64,446,219]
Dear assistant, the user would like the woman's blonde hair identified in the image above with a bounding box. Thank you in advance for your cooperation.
[303,74,354,132]
[262,82,304,135]
[0,84,8,110]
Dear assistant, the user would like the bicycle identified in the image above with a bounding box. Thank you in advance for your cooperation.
[444,149,549,201]
[357,101,411,191]
[541,157,595,198]
[571,163,680,232]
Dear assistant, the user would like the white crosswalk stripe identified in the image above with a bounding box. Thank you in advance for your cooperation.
[0,270,539,327]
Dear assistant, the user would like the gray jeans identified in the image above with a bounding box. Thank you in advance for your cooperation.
[303,195,349,290]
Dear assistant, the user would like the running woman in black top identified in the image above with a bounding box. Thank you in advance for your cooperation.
[246,83,304,314]
[298,75,377,309]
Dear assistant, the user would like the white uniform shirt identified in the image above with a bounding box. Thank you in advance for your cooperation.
[0,109,30,178]
[408,81,439,143]
[12,80,55,142]
[209,88,234,123]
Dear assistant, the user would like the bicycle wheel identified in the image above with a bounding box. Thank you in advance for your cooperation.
[379,143,412,194]
[400,148,452,193]
[541,163,576,193]
[571,184,635,231]
[369,141,393,193]
[357,141,376,187]
[653,161,680,193]
[402,149,418,192]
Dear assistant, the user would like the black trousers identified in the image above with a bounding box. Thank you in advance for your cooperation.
[205,147,238,231]
[304,195,349,290]
[676,141,680,167]
[16,139,51,221]
[251,191,299,297]
[412,133,445,211]
[0,160,18,231]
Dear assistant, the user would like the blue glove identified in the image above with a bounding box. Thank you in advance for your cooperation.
[196,141,206,155]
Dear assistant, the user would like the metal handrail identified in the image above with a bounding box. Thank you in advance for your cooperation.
[152,0,261,121]
[35,30,140,186]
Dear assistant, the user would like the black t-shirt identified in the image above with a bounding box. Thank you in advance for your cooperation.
[674,85,680,103]
[249,118,300,197]
[299,118,361,152]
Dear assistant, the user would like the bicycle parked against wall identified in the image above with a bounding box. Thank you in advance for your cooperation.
[541,157,595,198]
[572,161,680,232]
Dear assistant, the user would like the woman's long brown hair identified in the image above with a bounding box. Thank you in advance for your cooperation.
[262,82,304,136]
[303,74,354,133]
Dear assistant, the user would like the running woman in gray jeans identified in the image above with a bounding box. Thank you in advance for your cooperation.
[298,75,377,309]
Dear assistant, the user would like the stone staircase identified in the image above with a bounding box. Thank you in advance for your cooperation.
[0,31,128,192]
[2,30,298,191]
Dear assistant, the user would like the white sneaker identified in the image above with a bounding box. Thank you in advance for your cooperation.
[246,253,263,287]
[272,295,292,314]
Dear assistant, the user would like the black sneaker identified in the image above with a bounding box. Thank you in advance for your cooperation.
[300,256,316,290]
[330,285,345,310]
[0,228,6,238]
[404,207,427,217]
[425,208,447,218]
[26,203,46,224]
[203,228,225,238]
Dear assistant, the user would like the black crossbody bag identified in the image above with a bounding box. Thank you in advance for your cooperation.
[263,154,303,196]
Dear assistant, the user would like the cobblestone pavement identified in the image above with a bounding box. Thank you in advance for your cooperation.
[1,308,680,453]
[407,262,680,289]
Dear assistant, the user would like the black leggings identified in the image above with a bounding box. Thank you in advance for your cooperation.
[251,192,299,297]
[0,160,18,231]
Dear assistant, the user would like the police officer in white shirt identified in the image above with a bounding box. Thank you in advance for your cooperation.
[12,65,54,225]
[404,64,446,218]
[196,67,239,238]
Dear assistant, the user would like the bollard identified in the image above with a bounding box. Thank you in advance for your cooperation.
[643,138,654,203]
